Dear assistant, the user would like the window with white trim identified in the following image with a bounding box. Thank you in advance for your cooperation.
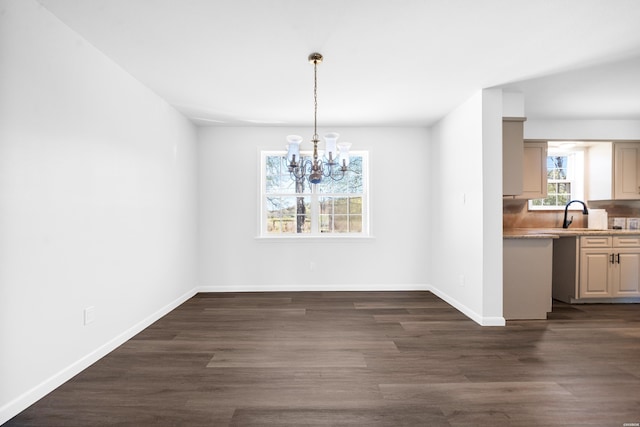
[529,146,584,210]
[260,151,369,236]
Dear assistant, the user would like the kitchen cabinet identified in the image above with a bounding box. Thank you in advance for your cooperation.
[502,117,526,196]
[516,141,547,200]
[580,235,640,298]
[614,143,640,199]
[553,234,640,303]
[504,236,553,319]
[587,141,640,200]
[579,236,613,298]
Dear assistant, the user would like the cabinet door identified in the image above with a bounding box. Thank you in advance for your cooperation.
[614,142,640,200]
[503,119,524,196]
[579,248,612,298]
[516,141,548,200]
[613,249,640,296]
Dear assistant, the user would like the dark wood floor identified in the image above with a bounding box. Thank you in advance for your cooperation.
[6,291,640,426]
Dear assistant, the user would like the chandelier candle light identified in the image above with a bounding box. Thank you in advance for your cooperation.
[286,53,351,184]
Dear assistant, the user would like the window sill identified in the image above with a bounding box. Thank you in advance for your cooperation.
[255,235,375,242]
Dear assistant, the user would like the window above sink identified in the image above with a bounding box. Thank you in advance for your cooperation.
[529,142,586,211]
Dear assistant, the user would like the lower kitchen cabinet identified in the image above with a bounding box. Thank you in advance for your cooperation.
[613,248,640,296]
[504,237,553,319]
[579,247,612,298]
[553,235,640,303]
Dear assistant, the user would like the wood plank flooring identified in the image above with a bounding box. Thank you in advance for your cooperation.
[6,291,640,426]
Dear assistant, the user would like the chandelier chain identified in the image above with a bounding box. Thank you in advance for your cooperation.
[313,59,318,141]
[286,52,350,185]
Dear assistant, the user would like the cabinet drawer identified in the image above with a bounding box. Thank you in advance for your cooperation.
[581,236,612,248]
[613,236,640,247]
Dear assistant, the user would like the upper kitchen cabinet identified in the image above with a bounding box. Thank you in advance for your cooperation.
[517,141,548,200]
[614,143,640,199]
[503,117,526,196]
[587,142,640,200]
[502,117,547,199]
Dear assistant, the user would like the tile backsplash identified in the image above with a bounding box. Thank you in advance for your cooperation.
[503,199,640,229]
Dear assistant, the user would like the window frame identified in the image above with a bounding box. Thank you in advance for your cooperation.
[259,150,370,238]
[528,147,585,211]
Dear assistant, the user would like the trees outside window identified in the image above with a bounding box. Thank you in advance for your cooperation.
[261,152,368,236]
[529,148,584,210]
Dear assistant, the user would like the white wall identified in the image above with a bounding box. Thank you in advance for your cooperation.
[198,126,430,290]
[525,119,640,140]
[481,90,504,320]
[428,89,504,326]
[0,0,198,422]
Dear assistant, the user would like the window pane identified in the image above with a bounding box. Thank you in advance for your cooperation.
[319,214,331,233]
[547,156,568,180]
[558,183,571,194]
[319,197,332,214]
[334,197,348,214]
[267,218,282,233]
[331,177,349,194]
[347,157,363,193]
[349,197,362,214]
[349,215,362,232]
[334,215,348,232]
[265,155,314,194]
[266,196,310,234]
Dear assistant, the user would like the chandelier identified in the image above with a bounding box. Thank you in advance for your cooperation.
[286,53,351,184]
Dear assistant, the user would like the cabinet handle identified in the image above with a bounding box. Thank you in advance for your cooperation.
[610,254,615,264]
[617,253,621,264]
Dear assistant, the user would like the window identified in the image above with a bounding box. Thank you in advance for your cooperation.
[260,151,369,236]
[529,146,584,210]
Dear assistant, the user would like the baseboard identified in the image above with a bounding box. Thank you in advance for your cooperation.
[196,283,431,293]
[568,297,640,304]
[0,287,197,425]
[428,286,506,326]
[196,284,504,326]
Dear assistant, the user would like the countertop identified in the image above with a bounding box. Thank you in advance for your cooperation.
[504,228,640,239]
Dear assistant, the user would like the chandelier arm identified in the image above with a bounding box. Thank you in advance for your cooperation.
[289,157,310,180]
[327,167,347,182]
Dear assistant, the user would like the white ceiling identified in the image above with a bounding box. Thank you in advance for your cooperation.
[36,0,640,127]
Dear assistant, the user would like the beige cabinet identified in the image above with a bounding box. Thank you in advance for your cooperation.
[503,118,525,196]
[516,141,547,200]
[578,235,640,299]
[579,236,612,298]
[614,143,640,199]
[504,237,553,319]
[502,116,547,199]
[587,141,640,200]
[612,236,640,296]
[553,234,640,303]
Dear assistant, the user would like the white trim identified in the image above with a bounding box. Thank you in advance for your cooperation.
[0,288,197,425]
[197,283,430,293]
[196,284,506,326]
[568,296,640,304]
[259,150,370,237]
[0,282,504,423]
[428,286,506,327]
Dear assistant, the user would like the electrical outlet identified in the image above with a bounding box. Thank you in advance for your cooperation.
[84,306,95,326]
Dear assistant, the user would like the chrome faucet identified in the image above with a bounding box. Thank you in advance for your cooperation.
[563,200,589,228]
